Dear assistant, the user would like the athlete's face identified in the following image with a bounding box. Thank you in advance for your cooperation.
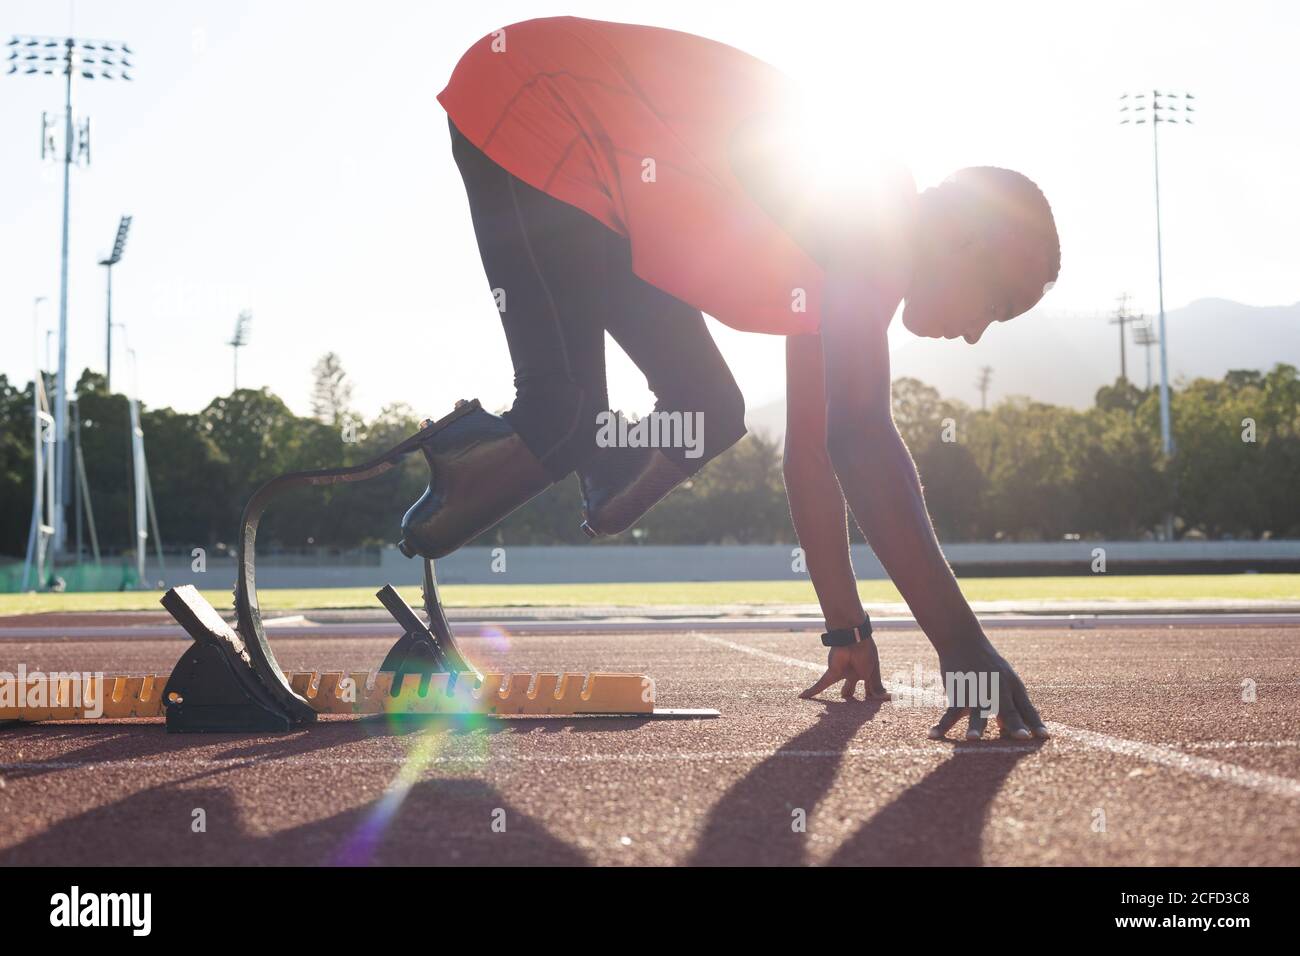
[901,190,1049,344]
[902,232,1014,344]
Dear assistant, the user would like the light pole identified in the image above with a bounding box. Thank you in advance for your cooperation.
[1119,90,1194,457]
[976,366,993,411]
[1133,320,1158,392]
[113,322,166,587]
[1108,292,1136,383]
[228,310,252,391]
[99,215,133,392]
[7,33,135,558]
[21,297,52,591]
[1120,89,1194,540]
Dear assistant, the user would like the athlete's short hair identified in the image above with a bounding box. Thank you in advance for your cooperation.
[944,166,1061,304]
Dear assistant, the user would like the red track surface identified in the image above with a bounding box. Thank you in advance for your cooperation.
[1,620,1298,865]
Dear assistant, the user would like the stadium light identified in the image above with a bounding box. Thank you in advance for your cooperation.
[1120,89,1196,539]
[1133,320,1159,392]
[99,215,134,392]
[7,33,136,558]
[228,311,253,391]
[1118,90,1195,458]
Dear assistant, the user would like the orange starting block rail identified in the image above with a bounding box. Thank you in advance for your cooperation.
[0,670,682,723]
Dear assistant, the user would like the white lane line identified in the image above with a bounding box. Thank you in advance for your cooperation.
[1182,740,1300,750]
[1044,724,1300,800]
[694,634,1300,801]
[692,635,825,673]
[989,680,1299,690]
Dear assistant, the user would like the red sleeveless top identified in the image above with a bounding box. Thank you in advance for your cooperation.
[438,17,914,336]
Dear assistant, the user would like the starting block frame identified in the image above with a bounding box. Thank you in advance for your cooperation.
[2,402,719,731]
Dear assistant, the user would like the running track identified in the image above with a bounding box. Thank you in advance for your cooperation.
[1,615,1297,865]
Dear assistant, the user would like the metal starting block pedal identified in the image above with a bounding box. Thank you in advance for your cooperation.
[163,584,316,732]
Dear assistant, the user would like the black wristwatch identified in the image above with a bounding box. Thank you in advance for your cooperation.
[821,618,873,647]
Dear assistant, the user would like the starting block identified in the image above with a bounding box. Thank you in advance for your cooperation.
[3,403,718,732]
[0,584,717,727]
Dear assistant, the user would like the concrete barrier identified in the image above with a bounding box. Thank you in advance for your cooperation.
[144,540,1300,590]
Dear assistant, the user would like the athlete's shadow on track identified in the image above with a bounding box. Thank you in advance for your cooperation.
[690,701,1043,866]
[828,740,1045,865]
[0,777,589,866]
[689,698,885,866]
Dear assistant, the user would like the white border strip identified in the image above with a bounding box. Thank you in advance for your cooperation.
[3,611,1299,641]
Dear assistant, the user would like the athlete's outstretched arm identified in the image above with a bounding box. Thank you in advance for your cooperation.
[784,334,863,630]
[816,269,1048,739]
[783,334,884,700]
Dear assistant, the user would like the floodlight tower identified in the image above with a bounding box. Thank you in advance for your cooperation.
[976,366,993,411]
[99,215,133,392]
[1133,320,1158,391]
[1108,293,1136,383]
[1118,89,1195,460]
[6,32,135,557]
[229,310,252,391]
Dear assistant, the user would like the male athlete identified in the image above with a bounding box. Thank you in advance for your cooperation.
[400,17,1059,740]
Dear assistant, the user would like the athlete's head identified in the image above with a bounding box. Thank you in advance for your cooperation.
[903,167,1060,344]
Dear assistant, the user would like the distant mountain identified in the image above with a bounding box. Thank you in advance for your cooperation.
[745,298,1300,442]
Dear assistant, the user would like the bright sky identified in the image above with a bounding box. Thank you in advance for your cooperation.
[3,0,1297,420]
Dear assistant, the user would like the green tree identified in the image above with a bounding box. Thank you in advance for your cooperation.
[4,363,1297,560]
[310,352,356,427]
[1074,405,1168,537]
[0,375,36,558]
[197,388,302,542]
[75,370,136,555]
[641,432,791,544]
[968,398,1085,540]
[914,440,986,541]
[1173,374,1269,537]
[140,407,230,548]
[1259,365,1300,536]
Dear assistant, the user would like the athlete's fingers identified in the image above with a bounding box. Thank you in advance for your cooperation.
[862,642,881,683]
[841,672,861,701]
[996,707,1032,740]
[800,664,845,700]
[965,708,990,740]
[854,643,887,699]
[929,705,966,739]
[1010,674,1049,737]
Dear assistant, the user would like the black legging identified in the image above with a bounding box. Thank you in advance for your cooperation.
[449,118,747,482]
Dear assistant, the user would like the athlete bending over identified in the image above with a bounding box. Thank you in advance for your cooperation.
[401,17,1059,740]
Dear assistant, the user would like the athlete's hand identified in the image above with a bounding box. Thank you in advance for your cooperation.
[800,637,889,702]
[928,634,1050,741]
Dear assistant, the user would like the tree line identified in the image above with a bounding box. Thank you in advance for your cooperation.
[1,357,1297,560]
